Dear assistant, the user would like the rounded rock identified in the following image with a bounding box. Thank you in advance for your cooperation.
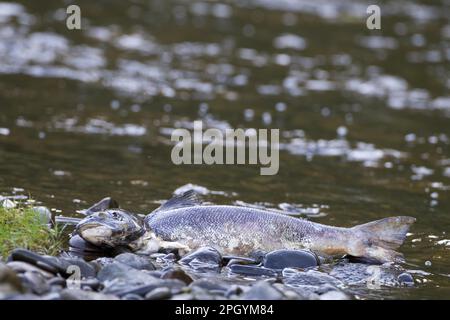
[145,287,172,300]
[60,288,119,300]
[179,247,222,272]
[263,249,319,270]
[0,263,24,299]
[229,264,277,277]
[189,278,229,294]
[241,281,284,300]
[122,293,143,300]
[398,272,414,285]
[114,253,155,271]
[161,267,193,285]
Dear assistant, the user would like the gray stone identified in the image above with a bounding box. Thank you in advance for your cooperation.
[171,293,195,300]
[6,261,54,278]
[60,288,119,300]
[0,263,24,299]
[179,247,222,272]
[225,285,245,298]
[189,278,229,294]
[263,249,319,270]
[282,268,343,288]
[272,283,305,300]
[91,257,115,270]
[1,199,16,209]
[145,287,172,300]
[97,262,160,294]
[161,267,193,284]
[47,277,66,287]
[319,290,349,300]
[122,293,143,300]
[114,253,155,270]
[41,292,62,300]
[241,281,284,300]
[20,271,50,295]
[55,257,97,278]
[7,293,42,300]
[229,264,278,277]
[32,206,52,226]
[98,261,185,296]
[398,272,414,286]
[8,249,59,275]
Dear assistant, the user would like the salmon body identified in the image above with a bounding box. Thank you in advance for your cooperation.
[145,205,348,256]
[76,191,415,263]
[144,204,415,263]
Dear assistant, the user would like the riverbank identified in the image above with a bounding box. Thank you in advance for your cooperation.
[0,200,62,259]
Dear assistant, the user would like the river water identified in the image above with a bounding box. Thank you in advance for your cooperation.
[0,0,449,299]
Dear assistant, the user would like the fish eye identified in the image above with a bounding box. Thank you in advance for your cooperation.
[111,211,124,221]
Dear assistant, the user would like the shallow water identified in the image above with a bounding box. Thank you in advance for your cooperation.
[0,0,449,299]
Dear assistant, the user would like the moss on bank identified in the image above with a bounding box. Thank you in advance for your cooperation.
[0,204,62,259]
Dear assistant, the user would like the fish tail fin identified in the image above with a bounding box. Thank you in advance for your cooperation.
[350,216,416,263]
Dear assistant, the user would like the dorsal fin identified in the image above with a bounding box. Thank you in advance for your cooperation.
[154,190,201,212]
[79,197,120,216]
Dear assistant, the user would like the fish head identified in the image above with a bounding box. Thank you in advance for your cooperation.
[75,209,144,248]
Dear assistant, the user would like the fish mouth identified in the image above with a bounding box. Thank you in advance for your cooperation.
[76,222,115,247]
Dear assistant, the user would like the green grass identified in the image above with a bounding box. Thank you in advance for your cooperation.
[0,204,63,259]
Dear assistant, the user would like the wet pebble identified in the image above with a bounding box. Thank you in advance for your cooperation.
[19,271,50,295]
[7,293,42,300]
[224,285,244,298]
[158,252,177,263]
[90,257,115,270]
[189,278,229,295]
[8,249,59,275]
[114,253,155,271]
[146,270,164,278]
[319,290,349,300]
[122,293,143,300]
[56,257,97,278]
[1,198,16,208]
[60,288,119,300]
[272,283,304,300]
[10,249,97,280]
[179,246,222,271]
[113,279,186,298]
[47,277,66,287]
[171,293,195,300]
[69,235,108,259]
[282,269,343,288]
[32,206,52,226]
[79,278,101,291]
[41,292,62,300]
[398,272,414,286]
[330,262,400,287]
[190,286,217,300]
[263,249,319,270]
[0,263,24,299]
[223,255,257,266]
[6,261,54,279]
[229,264,277,277]
[161,267,193,284]
[97,261,158,284]
[241,281,284,300]
[145,287,172,300]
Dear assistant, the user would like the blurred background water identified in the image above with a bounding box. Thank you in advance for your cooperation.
[0,0,449,299]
